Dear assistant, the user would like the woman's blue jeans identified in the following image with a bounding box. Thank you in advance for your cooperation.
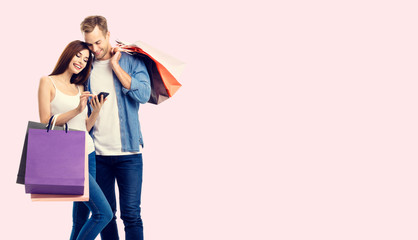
[70,152,113,240]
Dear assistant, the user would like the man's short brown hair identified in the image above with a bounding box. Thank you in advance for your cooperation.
[80,15,108,35]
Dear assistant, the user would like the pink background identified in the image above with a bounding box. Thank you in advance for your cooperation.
[1,0,418,239]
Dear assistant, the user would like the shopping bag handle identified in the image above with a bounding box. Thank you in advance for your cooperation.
[46,114,68,133]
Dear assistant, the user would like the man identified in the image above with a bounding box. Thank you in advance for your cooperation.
[80,15,151,240]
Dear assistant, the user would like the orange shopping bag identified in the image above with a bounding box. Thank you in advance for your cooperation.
[116,40,185,104]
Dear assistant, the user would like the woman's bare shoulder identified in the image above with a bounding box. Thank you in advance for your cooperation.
[39,75,52,83]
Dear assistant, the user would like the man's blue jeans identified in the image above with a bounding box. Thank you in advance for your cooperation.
[70,152,113,240]
[96,154,144,240]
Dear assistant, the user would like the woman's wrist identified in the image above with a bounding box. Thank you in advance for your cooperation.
[90,110,99,117]
[75,107,81,114]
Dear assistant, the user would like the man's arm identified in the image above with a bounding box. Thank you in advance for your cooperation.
[111,51,132,89]
[111,50,151,103]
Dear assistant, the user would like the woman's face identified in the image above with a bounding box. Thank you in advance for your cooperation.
[68,49,90,74]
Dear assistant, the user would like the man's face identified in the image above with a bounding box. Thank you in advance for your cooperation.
[83,26,111,60]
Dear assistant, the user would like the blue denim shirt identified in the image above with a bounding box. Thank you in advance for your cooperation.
[86,52,151,152]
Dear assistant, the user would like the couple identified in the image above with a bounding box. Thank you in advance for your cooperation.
[38,15,150,240]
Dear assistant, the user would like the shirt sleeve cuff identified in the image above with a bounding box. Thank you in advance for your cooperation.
[121,76,142,95]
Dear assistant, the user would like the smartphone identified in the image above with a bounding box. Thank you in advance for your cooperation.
[97,92,109,100]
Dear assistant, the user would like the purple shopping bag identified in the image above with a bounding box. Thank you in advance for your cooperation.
[25,127,85,195]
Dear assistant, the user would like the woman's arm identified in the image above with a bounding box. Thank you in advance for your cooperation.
[38,76,61,124]
[85,110,98,132]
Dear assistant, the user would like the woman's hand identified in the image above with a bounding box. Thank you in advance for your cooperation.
[77,91,93,113]
[85,94,107,132]
[91,94,107,114]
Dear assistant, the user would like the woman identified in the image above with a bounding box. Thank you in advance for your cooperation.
[38,40,112,240]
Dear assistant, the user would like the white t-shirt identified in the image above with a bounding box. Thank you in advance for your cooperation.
[90,59,140,155]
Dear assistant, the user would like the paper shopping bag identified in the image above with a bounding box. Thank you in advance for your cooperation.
[30,143,89,202]
[25,127,86,195]
[16,121,77,184]
[117,40,185,104]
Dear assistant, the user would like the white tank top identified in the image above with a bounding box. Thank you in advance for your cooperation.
[49,76,95,154]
